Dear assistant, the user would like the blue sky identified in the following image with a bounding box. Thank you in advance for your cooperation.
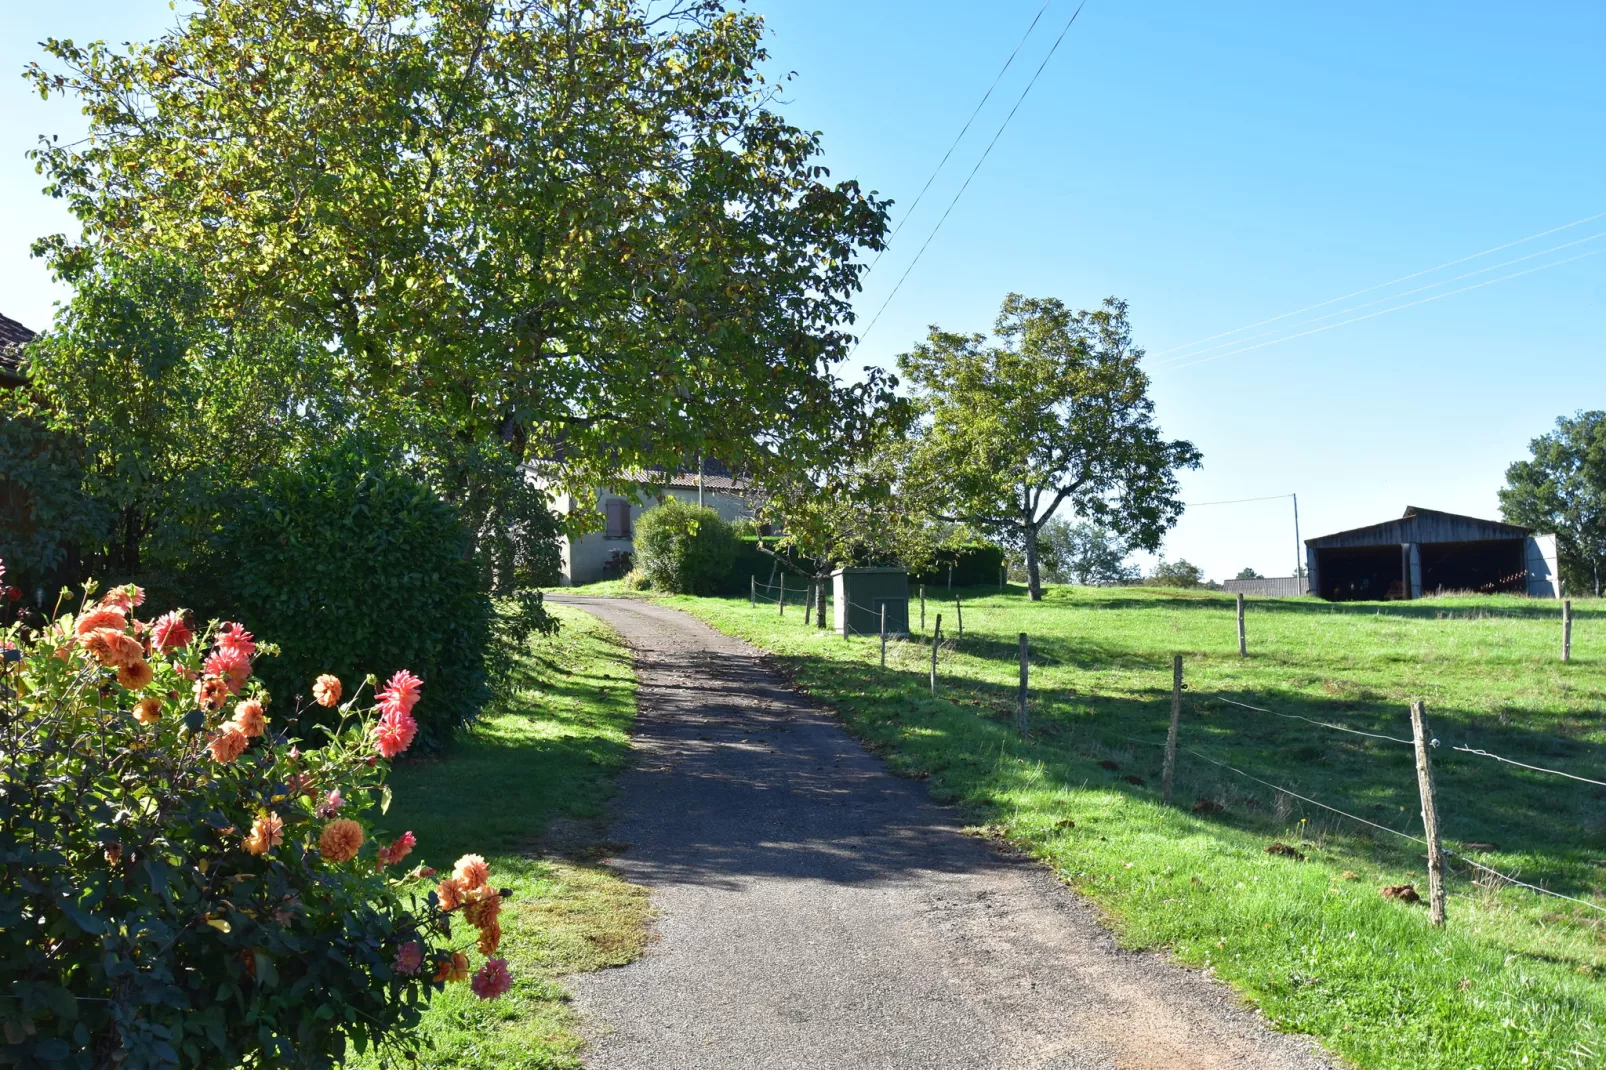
[3,1,1603,581]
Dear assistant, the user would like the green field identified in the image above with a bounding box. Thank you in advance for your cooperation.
[352,604,646,1070]
[635,583,1605,1070]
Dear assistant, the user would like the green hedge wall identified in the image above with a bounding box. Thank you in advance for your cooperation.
[910,542,1007,588]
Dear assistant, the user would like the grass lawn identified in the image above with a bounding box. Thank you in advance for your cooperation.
[351,603,646,1069]
[628,582,1606,1070]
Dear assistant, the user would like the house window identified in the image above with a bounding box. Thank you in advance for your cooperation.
[605,499,632,538]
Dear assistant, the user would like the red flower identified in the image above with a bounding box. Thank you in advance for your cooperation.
[377,831,416,867]
[215,622,257,659]
[376,670,423,717]
[204,649,252,694]
[150,611,194,653]
[372,709,418,759]
[471,958,513,1000]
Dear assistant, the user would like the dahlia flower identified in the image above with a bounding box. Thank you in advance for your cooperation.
[376,669,423,717]
[477,918,503,956]
[75,605,128,637]
[316,789,344,819]
[462,885,502,929]
[436,951,470,984]
[471,958,512,1000]
[232,698,267,737]
[434,877,464,911]
[102,585,145,612]
[377,831,416,867]
[319,818,364,863]
[393,941,423,976]
[150,611,194,653]
[194,676,230,713]
[312,673,342,707]
[132,697,162,725]
[83,628,144,668]
[204,648,251,694]
[206,724,250,764]
[243,811,285,856]
[117,659,154,690]
[215,622,257,659]
[373,708,418,759]
[453,853,490,891]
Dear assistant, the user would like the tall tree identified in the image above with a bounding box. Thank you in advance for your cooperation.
[1036,518,1139,587]
[26,0,890,498]
[899,294,1200,600]
[1500,411,1606,596]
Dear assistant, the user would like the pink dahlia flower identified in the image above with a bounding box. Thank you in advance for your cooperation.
[393,940,423,976]
[204,648,252,694]
[471,957,513,1000]
[376,669,423,717]
[215,622,257,659]
[150,611,194,653]
[373,708,418,759]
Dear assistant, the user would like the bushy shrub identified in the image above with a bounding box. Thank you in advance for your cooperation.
[632,500,735,595]
[485,589,559,703]
[209,446,491,750]
[0,569,512,1068]
[1149,558,1206,588]
[621,568,652,591]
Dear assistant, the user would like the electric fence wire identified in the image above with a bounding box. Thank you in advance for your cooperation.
[1156,209,1606,357]
[1118,734,1606,913]
[1213,696,1415,746]
[1449,745,1606,789]
[850,0,1090,354]
[863,0,1054,276]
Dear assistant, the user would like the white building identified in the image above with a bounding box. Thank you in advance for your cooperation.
[534,464,756,586]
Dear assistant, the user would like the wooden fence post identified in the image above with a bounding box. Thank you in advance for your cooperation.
[750,575,756,607]
[880,604,887,669]
[1409,700,1447,927]
[1000,567,1006,592]
[1162,655,1182,805]
[1237,593,1247,658]
[1017,633,1029,739]
[956,596,964,640]
[920,585,926,632]
[778,574,785,616]
[1563,599,1573,663]
[947,563,953,590]
[930,614,942,697]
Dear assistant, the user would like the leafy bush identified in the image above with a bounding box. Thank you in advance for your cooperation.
[621,569,652,591]
[0,570,512,1068]
[208,446,491,751]
[632,500,735,595]
[485,589,559,704]
[911,541,1006,587]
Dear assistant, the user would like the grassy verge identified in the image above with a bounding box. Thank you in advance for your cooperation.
[354,603,646,1069]
[646,584,1605,1070]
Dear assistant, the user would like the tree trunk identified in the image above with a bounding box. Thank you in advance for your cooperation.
[816,572,830,629]
[1025,528,1043,601]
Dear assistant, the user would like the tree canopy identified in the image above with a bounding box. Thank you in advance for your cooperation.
[1037,518,1139,587]
[898,294,1200,599]
[26,0,892,497]
[1500,411,1606,596]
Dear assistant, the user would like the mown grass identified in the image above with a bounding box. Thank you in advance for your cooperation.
[350,604,646,1069]
[639,583,1606,1070]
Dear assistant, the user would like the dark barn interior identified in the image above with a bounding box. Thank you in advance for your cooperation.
[1305,506,1554,602]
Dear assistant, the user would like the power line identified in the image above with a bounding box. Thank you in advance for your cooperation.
[865,1,1054,275]
[1184,493,1294,507]
[1156,209,1606,357]
[1169,246,1606,370]
[851,0,1091,354]
[1153,230,1606,368]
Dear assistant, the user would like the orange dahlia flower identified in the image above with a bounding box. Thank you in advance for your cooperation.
[312,673,342,707]
[232,698,267,737]
[243,811,285,856]
[319,818,364,863]
[453,853,490,891]
[132,697,162,725]
[83,628,144,669]
[206,724,250,764]
[117,659,155,690]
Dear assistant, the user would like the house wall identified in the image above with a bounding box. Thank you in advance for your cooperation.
[558,485,755,585]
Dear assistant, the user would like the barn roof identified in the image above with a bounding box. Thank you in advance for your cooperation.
[0,311,35,381]
[1306,505,1531,549]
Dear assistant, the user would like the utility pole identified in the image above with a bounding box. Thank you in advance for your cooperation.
[1292,492,1303,589]
[697,452,704,509]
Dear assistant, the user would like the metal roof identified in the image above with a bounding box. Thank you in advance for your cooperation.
[1306,505,1531,548]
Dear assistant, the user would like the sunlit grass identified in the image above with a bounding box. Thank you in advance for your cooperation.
[654,583,1606,1070]
[349,605,645,1069]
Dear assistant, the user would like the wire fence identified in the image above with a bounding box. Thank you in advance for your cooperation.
[741,582,1606,921]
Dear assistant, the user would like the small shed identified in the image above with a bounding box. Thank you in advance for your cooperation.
[831,567,910,637]
[1305,506,1559,601]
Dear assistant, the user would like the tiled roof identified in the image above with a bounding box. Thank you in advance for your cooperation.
[0,312,36,376]
[619,469,750,492]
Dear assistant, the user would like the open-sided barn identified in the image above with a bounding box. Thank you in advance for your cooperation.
[1305,506,1558,601]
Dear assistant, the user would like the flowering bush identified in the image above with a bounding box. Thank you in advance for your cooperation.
[0,567,511,1068]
